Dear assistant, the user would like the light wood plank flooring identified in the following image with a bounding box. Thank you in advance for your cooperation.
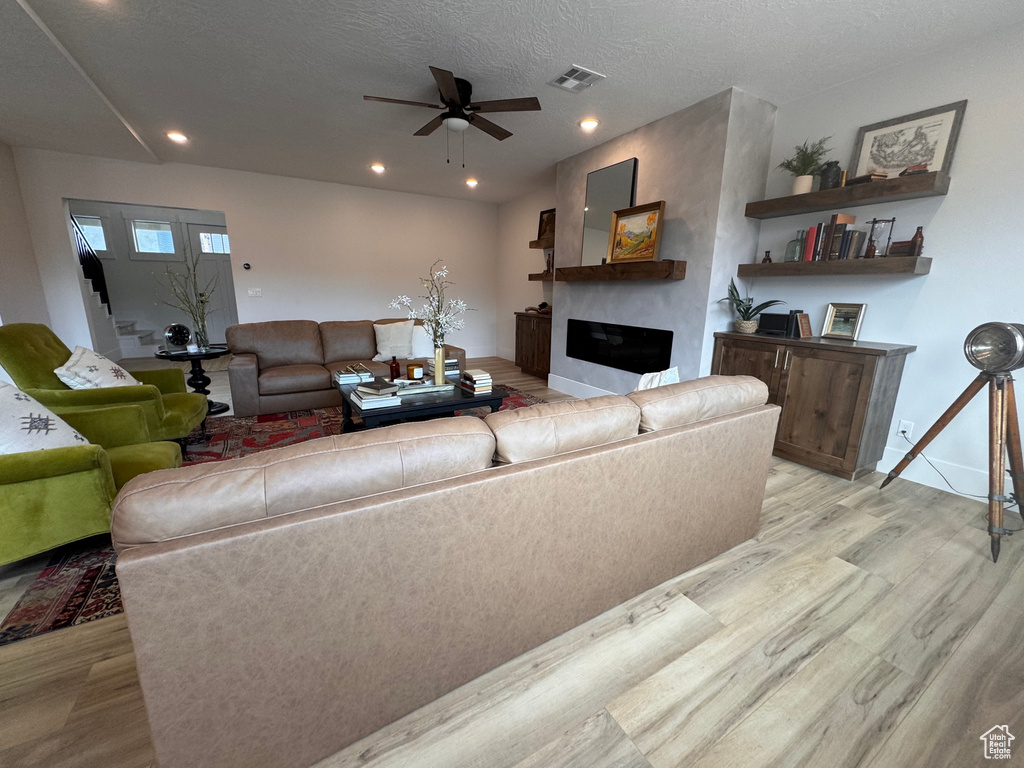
[2,359,1021,767]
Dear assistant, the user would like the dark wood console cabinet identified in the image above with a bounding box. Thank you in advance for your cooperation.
[515,312,551,378]
[711,332,915,480]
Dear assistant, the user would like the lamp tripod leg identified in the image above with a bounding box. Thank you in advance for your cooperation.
[1004,377,1024,508]
[989,376,1009,563]
[880,373,990,489]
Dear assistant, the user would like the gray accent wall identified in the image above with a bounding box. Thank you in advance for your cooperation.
[550,88,776,394]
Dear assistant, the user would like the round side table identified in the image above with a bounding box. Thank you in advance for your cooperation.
[154,346,231,415]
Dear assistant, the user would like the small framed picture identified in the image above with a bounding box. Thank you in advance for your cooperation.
[822,303,866,340]
[536,208,556,240]
[797,313,813,338]
[849,100,967,178]
[606,201,666,263]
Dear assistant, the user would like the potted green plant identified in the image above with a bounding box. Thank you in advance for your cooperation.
[778,136,832,195]
[719,278,785,334]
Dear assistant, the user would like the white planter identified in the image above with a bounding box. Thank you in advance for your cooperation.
[792,175,814,195]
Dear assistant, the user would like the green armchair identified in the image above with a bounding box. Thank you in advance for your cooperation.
[0,323,207,444]
[0,404,182,566]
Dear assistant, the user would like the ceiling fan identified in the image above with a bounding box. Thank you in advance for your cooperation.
[364,66,541,141]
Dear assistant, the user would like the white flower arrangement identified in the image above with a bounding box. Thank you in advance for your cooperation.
[389,260,473,348]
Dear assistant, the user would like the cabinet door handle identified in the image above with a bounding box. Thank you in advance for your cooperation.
[774,349,780,368]
[783,350,790,370]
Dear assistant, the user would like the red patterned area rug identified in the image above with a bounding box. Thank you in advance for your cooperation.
[0,386,542,645]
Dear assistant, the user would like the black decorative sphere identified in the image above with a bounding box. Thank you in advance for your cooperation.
[164,323,192,347]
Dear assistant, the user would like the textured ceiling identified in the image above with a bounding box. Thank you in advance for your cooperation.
[2,0,1023,203]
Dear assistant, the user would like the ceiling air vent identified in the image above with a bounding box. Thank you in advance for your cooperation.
[549,65,606,94]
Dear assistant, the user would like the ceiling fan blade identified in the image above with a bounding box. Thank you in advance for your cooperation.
[429,66,461,106]
[364,95,443,109]
[469,114,512,141]
[469,97,541,113]
[414,115,446,136]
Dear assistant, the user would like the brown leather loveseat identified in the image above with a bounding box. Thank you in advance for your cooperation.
[226,319,467,416]
[111,375,779,768]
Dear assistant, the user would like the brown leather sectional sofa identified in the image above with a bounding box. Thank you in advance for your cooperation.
[225,319,468,416]
[111,375,779,768]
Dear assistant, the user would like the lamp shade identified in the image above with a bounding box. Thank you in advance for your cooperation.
[964,322,1024,373]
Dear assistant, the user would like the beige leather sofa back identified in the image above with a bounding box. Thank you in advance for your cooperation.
[113,377,777,768]
[226,319,324,368]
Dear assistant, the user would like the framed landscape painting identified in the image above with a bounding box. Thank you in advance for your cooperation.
[607,201,666,263]
[849,100,967,177]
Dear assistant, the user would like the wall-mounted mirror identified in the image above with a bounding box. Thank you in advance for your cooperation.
[581,158,638,266]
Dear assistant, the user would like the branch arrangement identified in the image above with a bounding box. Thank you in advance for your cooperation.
[161,240,218,347]
[390,260,472,348]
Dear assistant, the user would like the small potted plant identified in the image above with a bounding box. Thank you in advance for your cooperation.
[719,278,785,334]
[778,136,832,195]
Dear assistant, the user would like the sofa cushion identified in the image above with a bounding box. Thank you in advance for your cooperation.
[627,375,769,432]
[111,417,496,547]
[372,320,415,362]
[226,320,324,368]
[320,321,377,363]
[258,365,331,395]
[484,395,640,464]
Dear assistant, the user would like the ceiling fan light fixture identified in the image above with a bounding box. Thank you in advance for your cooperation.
[370,163,386,174]
[579,118,600,131]
[444,116,470,132]
[465,178,478,188]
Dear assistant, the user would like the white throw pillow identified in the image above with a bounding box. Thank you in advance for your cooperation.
[0,382,88,456]
[372,320,415,362]
[411,324,435,358]
[54,346,141,389]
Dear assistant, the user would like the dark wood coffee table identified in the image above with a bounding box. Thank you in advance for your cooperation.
[337,383,507,431]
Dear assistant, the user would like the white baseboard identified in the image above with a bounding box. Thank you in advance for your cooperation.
[547,374,615,399]
[880,446,989,500]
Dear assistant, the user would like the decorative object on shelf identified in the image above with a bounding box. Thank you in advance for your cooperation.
[784,230,806,262]
[719,278,785,334]
[582,157,638,267]
[544,250,554,273]
[850,100,967,178]
[777,136,833,195]
[865,217,896,258]
[880,321,1024,562]
[822,303,866,340]
[406,363,423,380]
[536,208,556,241]
[524,301,551,315]
[796,313,813,338]
[163,323,191,349]
[607,201,666,263]
[162,239,217,350]
[762,250,772,264]
[818,160,842,190]
[899,163,930,176]
[390,260,473,385]
[889,226,925,257]
[389,356,401,381]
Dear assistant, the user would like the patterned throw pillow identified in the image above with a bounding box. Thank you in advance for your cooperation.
[0,382,88,456]
[371,320,415,362]
[54,346,140,389]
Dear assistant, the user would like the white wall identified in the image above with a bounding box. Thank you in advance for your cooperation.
[495,175,555,361]
[13,149,500,356]
[754,22,1024,495]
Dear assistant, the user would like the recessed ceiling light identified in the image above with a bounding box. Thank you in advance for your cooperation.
[166,131,189,144]
[370,163,386,174]
[579,118,600,131]
[465,179,478,188]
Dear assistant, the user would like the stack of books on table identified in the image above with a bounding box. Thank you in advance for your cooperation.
[334,363,374,386]
[426,357,460,379]
[460,369,493,395]
[350,377,401,409]
[392,379,455,396]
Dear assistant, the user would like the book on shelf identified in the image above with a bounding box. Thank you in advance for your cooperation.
[350,392,401,409]
[462,369,492,384]
[357,378,400,395]
[837,229,854,260]
[847,230,867,259]
[802,224,817,262]
[822,213,856,260]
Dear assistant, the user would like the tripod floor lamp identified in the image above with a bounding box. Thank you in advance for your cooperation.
[880,322,1024,563]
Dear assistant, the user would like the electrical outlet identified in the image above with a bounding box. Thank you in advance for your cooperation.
[898,420,914,439]
[247,288,262,297]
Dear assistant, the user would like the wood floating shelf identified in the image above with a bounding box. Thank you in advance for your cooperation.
[528,236,554,249]
[528,271,554,282]
[744,172,950,219]
[738,256,932,278]
[555,260,686,282]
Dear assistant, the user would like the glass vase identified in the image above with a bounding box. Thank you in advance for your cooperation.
[192,319,210,351]
[434,346,446,385]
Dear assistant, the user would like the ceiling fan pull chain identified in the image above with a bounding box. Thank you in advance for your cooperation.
[446,127,450,164]
[462,130,466,169]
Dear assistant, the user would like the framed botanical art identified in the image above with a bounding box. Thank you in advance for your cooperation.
[822,303,866,340]
[849,100,967,178]
[606,201,666,263]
